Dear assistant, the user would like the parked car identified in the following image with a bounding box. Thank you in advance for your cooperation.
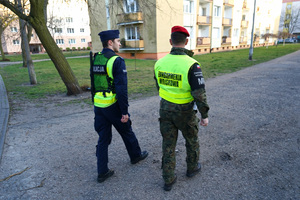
[285,38,297,43]
[277,39,284,43]
[277,38,297,43]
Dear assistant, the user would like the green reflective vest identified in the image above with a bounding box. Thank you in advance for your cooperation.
[154,54,198,104]
[92,53,118,108]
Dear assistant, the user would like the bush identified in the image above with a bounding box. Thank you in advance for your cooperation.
[82,47,86,50]
[66,47,71,51]
[72,47,76,51]
[59,47,63,51]
[77,47,81,51]
[87,47,91,50]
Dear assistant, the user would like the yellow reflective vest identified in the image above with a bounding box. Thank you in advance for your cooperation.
[154,54,198,104]
[93,54,118,108]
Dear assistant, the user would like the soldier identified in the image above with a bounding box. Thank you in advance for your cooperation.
[90,30,148,183]
[154,26,210,191]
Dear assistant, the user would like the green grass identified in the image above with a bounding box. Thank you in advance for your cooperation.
[1,43,300,100]
[2,50,90,62]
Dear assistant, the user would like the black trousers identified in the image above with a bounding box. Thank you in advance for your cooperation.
[94,103,141,174]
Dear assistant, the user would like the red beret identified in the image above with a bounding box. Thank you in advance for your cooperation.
[171,26,190,37]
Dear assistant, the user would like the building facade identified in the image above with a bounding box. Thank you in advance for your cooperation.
[280,0,300,35]
[1,0,91,54]
[88,0,282,60]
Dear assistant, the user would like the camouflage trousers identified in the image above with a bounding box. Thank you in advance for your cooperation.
[159,108,200,184]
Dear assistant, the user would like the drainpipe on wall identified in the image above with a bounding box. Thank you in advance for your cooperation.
[210,1,214,53]
[106,0,111,30]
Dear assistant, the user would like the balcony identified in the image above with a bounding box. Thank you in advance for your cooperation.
[197,37,210,46]
[200,0,213,3]
[223,18,232,26]
[120,39,144,50]
[222,36,231,44]
[241,20,248,28]
[223,0,234,6]
[243,1,249,9]
[116,12,143,25]
[197,16,212,25]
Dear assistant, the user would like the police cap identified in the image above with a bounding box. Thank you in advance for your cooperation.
[171,26,190,37]
[98,30,120,42]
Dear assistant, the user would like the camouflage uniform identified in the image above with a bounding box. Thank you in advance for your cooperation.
[155,47,209,184]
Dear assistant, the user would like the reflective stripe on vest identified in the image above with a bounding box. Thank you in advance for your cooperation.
[94,55,118,108]
[155,54,198,104]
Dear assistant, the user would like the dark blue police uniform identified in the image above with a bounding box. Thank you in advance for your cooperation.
[92,30,148,182]
[94,49,142,174]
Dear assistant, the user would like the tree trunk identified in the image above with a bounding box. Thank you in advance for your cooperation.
[0,30,7,61]
[20,18,37,84]
[17,0,36,84]
[27,24,33,42]
[29,15,82,95]
[19,19,27,68]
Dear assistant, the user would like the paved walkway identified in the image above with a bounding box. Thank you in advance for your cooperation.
[0,51,299,199]
[0,75,9,163]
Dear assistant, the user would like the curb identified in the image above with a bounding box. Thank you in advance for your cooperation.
[0,75,9,164]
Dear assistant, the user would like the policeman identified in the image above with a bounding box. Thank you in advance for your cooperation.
[154,26,210,191]
[91,30,148,183]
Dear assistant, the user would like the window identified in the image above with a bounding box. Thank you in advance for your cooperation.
[124,0,139,13]
[69,39,76,44]
[234,28,239,37]
[56,39,64,44]
[202,8,207,16]
[242,15,246,21]
[212,27,220,38]
[184,0,194,14]
[13,40,20,45]
[55,28,63,33]
[54,18,62,23]
[11,27,17,32]
[80,28,84,32]
[81,38,86,43]
[66,17,73,22]
[125,26,140,40]
[214,6,221,17]
[67,28,74,33]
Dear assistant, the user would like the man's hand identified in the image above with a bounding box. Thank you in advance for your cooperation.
[200,118,208,126]
[121,114,129,123]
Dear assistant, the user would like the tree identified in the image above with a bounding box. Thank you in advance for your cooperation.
[0,5,17,61]
[277,31,292,46]
[16,0,36,84]
[284,8,300,35]
[0,0,82,95]
[16,0,34,68]
[261,33,278,48]
[280,4,300,35]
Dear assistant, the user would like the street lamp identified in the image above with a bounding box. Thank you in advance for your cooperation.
[249,0,257,60]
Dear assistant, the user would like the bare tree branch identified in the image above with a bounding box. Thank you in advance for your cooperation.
[0,0,29,21]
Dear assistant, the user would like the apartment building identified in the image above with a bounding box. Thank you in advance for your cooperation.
[1,0,91,54]
[280,0,300,35]
[89,0,282,60]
